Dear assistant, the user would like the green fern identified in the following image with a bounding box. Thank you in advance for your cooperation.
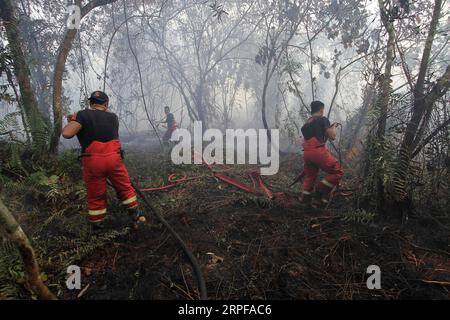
[0,239,23,299]
[341,209,376,224]
[0,112,21,136]
[36,228,130,269]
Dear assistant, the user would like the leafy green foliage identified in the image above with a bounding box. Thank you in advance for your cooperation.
[0,112,21,136]
[359,134,400,206]
[0,239,24,299]
[341,209,376,224]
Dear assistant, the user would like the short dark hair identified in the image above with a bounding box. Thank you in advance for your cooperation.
[310,101,325,114]
[164,106,170,110]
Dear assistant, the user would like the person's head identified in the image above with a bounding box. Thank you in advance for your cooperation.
[164,106,170,114]
[88,91,109,108]
[310,100,325,116]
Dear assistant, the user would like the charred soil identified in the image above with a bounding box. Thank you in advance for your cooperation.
[1,149,449,300]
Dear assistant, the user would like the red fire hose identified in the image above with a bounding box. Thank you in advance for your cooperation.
[140,154,276,199]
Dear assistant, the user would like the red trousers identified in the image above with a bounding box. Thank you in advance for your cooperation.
[163,123,177,143]
[302,138,343,194]
[82,140,138,223]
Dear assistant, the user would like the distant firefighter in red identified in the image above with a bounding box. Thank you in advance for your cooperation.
[160,106,178,148]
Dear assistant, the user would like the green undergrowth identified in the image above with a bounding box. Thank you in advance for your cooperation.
[0,149,132,299]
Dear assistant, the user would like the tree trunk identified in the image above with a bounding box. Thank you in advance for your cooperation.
[375,0,396,212]
[0,199,56,300]
[49,0,119,154]
[394,0,446,201]
[376,4,395,140]
[5,65,31,143]
[0,0,48,150]
[123,0,163,149]
[195,77,208,130]
[261,78,271,142]
[20,12,53,118]
[49,24,79,154]
[344,84,375,162]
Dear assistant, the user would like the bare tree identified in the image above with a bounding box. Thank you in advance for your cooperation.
[256,1,311,141]
[147,1,258,129]
[50,0,119,154]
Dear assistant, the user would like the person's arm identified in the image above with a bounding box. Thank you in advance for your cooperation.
[62,113,82,139]
[322,118,337,141]
[325,123,338,141]
[156,116,166,125]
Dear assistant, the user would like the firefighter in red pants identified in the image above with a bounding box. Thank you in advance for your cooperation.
[160,106,177,147]
[62,91,145,230]
[300,101,344,208]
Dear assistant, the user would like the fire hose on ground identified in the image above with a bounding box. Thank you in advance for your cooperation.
[101,150,208,299]
[131,181,208,300]
[126,158,277,300]
[125,130,346,300]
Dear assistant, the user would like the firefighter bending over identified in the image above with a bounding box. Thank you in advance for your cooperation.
[62,91,145,230]
[300,101,344,208]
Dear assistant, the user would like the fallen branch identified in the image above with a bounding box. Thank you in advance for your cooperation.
[0,198,56,300]
[421,280,450,286]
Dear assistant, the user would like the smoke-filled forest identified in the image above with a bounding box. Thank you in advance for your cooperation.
[0,0,449,302]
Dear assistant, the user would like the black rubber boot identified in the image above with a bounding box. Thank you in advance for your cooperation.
[311,190,329,209]
[300,192,312,208]
[91,222,105,233]
[128,208,147,229]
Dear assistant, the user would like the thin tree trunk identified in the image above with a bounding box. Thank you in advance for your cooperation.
[50,0,119,154]
[123,0,163,149]
[5,66,31,143]
[375,0,396,212]
[261,71,271,142]
[306,26,315,101]
[195,76,208,130]
[399,0,443,156]
[0,199,56,300]
[344,84,375,161]
[376,10,395,140]
[394,0,446,201]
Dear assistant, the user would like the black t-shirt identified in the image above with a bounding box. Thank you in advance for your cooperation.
[74,109,119,152]
[166,113,175,127]
[301,116,331,144]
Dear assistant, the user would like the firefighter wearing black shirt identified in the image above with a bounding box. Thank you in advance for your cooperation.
[161,106,177,146]
[300,101,344,208]
[62,91,144,229]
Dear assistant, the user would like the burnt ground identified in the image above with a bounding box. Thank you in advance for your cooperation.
[60,149,450,300]
[4,149,449,300]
